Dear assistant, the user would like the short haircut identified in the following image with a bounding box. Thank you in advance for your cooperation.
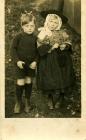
[20,11,36,26]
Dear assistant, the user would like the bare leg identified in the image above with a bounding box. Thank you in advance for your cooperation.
[24,77,32,113]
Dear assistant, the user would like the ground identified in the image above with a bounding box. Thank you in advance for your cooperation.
[5,0,81,118]
[5,68,81,118]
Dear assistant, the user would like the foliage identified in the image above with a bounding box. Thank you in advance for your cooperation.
[5,0,81,118]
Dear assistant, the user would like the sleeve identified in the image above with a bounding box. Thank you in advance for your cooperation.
[62,29,73,53]
[11,34,20,64]
[37,37,51,56]
[37,44,52,56]
[34,40,40,62]
[65,43,72,53]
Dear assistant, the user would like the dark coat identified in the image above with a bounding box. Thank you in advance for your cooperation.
[37,44,74,90]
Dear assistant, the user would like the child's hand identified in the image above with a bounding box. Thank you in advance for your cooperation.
[48,43,59,53]
[38,27,52,41]
[17,61,25,69]
[51,43,59,50]
[29,61,37,69]
[60,44,66,51]
[38,29,47,41]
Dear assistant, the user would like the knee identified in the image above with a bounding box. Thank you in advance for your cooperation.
[17,79,25,86]
[25,77,32,84]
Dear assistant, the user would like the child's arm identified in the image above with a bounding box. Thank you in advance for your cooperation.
[11,34,20,63]
[38,27,52,41]
[37,36,52,56]
[29,39,38,70]
[48,43,59,53]
[11,34,25,68]
[37,43,52,56]
[60,42,72,51]
[60,30,72,51]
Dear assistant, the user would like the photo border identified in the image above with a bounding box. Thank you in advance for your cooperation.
[0,0,86,139]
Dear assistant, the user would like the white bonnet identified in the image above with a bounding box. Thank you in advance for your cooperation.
[44,14,62,30]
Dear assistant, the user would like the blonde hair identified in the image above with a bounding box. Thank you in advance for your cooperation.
[20,11,36,26]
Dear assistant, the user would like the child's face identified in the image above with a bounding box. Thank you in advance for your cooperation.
[47,18,59,31]
[22,21,35,34]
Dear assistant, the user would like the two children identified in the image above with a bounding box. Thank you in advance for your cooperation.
[11,11,37,113]
[11,10,74,113]
[37,12,74,109]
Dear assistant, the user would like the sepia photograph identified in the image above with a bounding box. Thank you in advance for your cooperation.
[1,0,86,140]
[5,0,81,118]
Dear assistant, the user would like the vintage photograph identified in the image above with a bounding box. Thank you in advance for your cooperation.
[5,0,81,118]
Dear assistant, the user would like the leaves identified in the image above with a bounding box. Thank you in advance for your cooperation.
[5,0,81,118]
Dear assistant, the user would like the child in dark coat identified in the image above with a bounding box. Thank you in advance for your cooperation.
[37,12,74,110]
[11,11,38,113]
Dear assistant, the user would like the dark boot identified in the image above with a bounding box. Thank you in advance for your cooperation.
[47,91,54,110]
[14,85,24,113]
[54,90,61,109]
[48,96,54,110]
[24,83,32,113]
[59,92,64,105]
[55,92,64,109]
